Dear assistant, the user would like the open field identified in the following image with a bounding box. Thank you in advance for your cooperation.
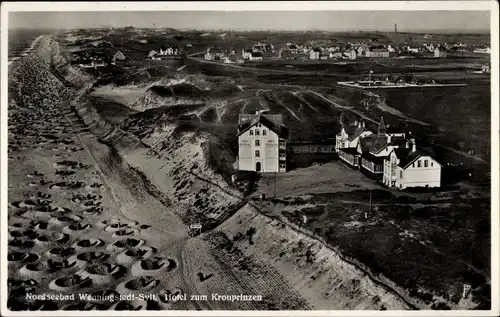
[253,161,490,309]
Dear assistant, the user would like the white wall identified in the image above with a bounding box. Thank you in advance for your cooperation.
[238,125,280,172]
[395,156,441,189]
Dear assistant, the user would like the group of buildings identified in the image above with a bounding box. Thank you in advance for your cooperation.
[335,117,441,189]
[148,44,181,60]
[204,42,275,62]
[236,113,442,190]
[75,50,126,68]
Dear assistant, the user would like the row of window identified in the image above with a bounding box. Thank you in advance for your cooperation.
[413,160,433,168]
[254,150,286,158]
[249,129,267,136]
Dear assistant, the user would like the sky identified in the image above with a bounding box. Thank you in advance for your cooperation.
[8,11,491,32]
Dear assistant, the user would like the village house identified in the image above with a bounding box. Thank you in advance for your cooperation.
[434,47,448,58]
[309,48,322,60]
[366,47,390,58]
[148,50,158,58]
[237,113,288,173]
[159,45,179,56]
[329,51,343,59]
[383,140,442,189]
[348,49,357,60]
[279,48,293,59]
[407,46,420,54]
[358,118,406,179]
[249,52,263,61]
[242,48,253,60]
[357,44,370,57]
[205,47,227,60]
[286,43,299,54]
[336,120,373,168]
[111,51,126,65]
[473,46,491,54]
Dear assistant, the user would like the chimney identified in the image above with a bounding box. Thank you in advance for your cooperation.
[362,122,365,128]
[410,138,416,152]
[354,119,358,127]
[387,135,392,143]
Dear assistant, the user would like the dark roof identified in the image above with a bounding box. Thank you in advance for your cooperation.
[237,115,288,139]
[244,48,253,53]
[358,134,378,152]
[288,44,298,49]
[370,135,389,154]
[339,147,360,155]
[370,48,389,52]
[312,48,322,52]
[393,147,442,169]
[361,152,386,164]
[251,52,263,57]
[342,124,371,142]
[386,126,405,134]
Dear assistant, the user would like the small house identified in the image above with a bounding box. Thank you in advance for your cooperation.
[434,47,448,58]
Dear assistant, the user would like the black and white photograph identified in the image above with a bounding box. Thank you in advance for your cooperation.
[1,1,498,316]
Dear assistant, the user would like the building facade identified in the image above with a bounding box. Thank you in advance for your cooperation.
[383,141,441,189]
[238,114,288,173]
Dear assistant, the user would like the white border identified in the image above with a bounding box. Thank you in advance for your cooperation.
[1,2,498,317]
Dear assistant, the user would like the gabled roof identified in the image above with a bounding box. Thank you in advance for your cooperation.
[358,134,378,152]
[343,124,371,142]
[386,126,405,134]
[237,115,288,139]
[393,148,442,169]
[361,152,386,164]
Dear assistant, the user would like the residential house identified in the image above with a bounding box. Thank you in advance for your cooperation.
[319,51,329,60]
[309,48,322,60]
[383,140,442,189]
[287,44,299,54]
[148,50,158,58]
[473,47,491,54]
[423,43,435,52]
[113,51,126,62]
[357,44,370,57]
[366,47,390,58]
[348,49,357,60]
[336,120,373,168]
[359,117,406,179]
[407,46,420,54]
[434,47,448,58]
[205,47,226,60]
[329,51,343,59]
[159,45,179,56]
[249,52,263,61]
[242,48,253,60]
[237,113,288,173]
[279,49,293,60]
[482,64,490,73]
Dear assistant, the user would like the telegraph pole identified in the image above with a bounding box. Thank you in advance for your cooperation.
[273,171,277,198]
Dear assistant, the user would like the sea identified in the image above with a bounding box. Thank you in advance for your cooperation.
[8,29,53,65]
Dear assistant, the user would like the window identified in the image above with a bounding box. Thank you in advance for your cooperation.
[412,163,415,168]
[417,160,422,168]
[249,130,253,136]
[255,129,260,136]
[255,140,260,146]
[280,141,286,147]
[255,150,260,157]
[431,162,434,167]
[280,164,286,169]
[263,130,267,136]
[424,160,428,167]
[400,171,403,178]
